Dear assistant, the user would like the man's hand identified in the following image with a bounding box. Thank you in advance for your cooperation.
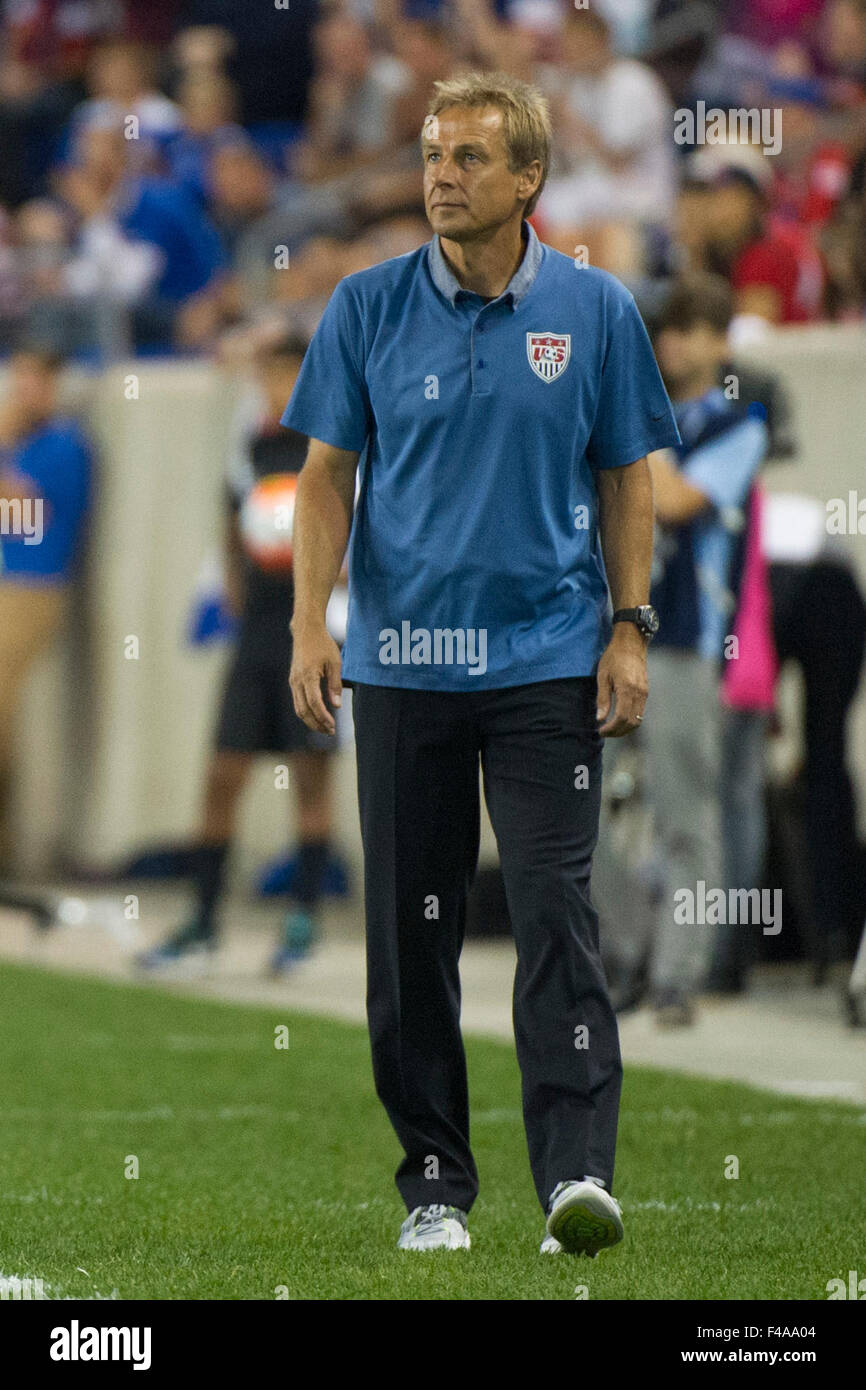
[290,620,343,735]
[596,625,648,737]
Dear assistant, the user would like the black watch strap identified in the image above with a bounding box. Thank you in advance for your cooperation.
[612,606,658,639]
[612,608,642,623]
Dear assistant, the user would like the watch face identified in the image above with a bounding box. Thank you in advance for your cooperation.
[640,606,660,634]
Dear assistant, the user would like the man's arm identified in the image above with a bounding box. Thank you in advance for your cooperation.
[647,448,711,525]
[595,456,655,737]
[289,437,360,735]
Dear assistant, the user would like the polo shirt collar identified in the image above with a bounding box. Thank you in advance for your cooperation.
[427,219,542,309]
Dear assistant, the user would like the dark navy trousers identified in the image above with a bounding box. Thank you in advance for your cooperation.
[351,676,622,1215]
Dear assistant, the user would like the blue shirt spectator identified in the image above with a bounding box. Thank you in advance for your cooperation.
[1,417,92,582]
[650,389,768,659]
[115,176,225,303]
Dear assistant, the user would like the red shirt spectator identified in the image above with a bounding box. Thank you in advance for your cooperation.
[732,221,824,321]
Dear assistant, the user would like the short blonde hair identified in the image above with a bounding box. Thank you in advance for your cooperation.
[423,71,551,217]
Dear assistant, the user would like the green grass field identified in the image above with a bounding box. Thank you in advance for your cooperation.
[1,959,863,1301]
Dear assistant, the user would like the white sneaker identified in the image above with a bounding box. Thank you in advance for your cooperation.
[546,1179,623,1257]
[397,1204,471,1251]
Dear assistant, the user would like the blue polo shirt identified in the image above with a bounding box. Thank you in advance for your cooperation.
[282,220,679,690]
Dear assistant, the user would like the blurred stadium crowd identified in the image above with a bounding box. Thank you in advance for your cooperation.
[0,0,865,361]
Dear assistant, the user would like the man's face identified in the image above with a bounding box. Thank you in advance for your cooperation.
[560,19,610,74]
[258,355,302,414]
[422,105,538,241]
[80,126,127,185]
[9,355,58,418]
[708,182,759,250]
[656,324,727,394]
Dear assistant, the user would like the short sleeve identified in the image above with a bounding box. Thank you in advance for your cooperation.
[281,280,372,452]
[587,289,680,469]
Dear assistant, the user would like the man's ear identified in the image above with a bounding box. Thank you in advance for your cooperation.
[518,161,543,206]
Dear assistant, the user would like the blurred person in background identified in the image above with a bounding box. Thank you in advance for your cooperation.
[34,119,226,355]
[534,7,677,275]
[291,7,411,185]
[637,274,769,1024]
[273,7,427,260]
[763,492,866,993]
[644,0,724,110]
[678,157,824,328]
[170,4,314,129]
[66,38,183,171]
[0,346,91,864]
[137,335,342,976]
[0,205,27,349]
[163,71,245,207]
[0,0,125,208]
[450,0,547,81]
[822,0,866,82]
[822,149,866,318]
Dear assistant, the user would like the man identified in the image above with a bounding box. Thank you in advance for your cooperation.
[283,73,678,1257]
[645,275,769,1022]
[137,335,340,976]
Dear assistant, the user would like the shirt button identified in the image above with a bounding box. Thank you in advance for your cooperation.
[477,359,485,367]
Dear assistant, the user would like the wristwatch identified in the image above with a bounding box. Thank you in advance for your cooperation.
[612,605,659,641]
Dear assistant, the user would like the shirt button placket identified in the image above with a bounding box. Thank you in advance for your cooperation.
[473,312,487,394]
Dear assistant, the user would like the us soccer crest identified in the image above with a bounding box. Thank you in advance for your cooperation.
[527,331,571,382]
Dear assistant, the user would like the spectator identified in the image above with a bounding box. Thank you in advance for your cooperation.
[388,18,457,149]
[534,7,677,274]
[173,3,315,126]
[644,274,769,1024]
[764,492,866,979]
[686,155,824,325]
[0,205,27,348]
[67,39,183,171]
[0,347,92,856]
[822,0,866,80]
[37,121,226,355]
[290,9,411,184]
[163,71,245,206]
[451,0,545,80]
